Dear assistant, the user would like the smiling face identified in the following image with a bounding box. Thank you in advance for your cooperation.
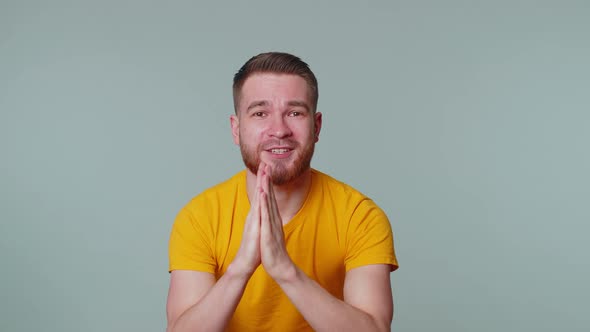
[231,73,322,185]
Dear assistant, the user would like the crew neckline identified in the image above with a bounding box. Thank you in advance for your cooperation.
[239,169,318,235]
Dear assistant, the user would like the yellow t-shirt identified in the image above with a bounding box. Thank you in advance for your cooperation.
[169,169,398,331]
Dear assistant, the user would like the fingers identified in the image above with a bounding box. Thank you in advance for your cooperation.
[252,189,261,228]
[260,163,270,195]
[258,163,273,213]
[253,162,265,208]
[260,164,271,206]
[245,164,264,229]
[255,162,269,234]
[262,164,281,226]
[267,166,278,218]
[259,164,273,241]
[260,190,270,243]
[236,176,263,276]
[256,162,282,229]
[259,191,268,220]
[244,163,265,240]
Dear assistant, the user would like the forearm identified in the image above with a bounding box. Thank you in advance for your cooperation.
[277,267,389,332]
[169,266,249,332]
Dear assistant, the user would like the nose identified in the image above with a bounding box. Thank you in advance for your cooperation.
[268,114,292,138]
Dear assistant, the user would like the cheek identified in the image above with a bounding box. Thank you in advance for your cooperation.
[240,126,264,144]
[294,124,316,140]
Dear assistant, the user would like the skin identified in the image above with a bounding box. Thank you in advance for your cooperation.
[232,73,321,222]
[166,73,393,332]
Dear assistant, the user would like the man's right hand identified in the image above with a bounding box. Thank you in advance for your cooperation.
[167,165,267,331]
[229,163,266,278]
[167,164,265,332]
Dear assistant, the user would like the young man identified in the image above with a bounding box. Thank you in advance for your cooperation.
[166,52,398,332]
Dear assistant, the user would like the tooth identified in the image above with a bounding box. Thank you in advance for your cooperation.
[271,149,288,154]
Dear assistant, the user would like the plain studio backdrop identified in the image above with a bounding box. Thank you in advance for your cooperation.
[1,1,588,331]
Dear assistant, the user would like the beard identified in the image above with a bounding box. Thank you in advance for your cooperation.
[239,137,315,186]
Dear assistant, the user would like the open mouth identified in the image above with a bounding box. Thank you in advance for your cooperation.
[270,148,291,154]
[264,147,294,158]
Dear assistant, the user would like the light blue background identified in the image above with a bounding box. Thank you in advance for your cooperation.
[1,1,589,331]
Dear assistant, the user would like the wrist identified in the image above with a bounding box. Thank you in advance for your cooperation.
[272,261,300,285]
[226,261,256,282]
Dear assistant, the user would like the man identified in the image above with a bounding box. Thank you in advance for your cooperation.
[166,52,398,332]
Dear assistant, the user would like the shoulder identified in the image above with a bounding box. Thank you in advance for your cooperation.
[312,169,373,206]
[312,169,389,224]
[182,170,246,213]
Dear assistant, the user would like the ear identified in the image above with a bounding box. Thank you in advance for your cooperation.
[230,114,240,145]
[313,112,322,143]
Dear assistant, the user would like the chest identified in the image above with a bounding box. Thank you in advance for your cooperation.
[215,212,348,295]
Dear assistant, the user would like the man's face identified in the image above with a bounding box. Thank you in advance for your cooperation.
[231,73,322,185]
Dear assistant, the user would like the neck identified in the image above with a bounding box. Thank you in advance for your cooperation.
[246,168,312,224]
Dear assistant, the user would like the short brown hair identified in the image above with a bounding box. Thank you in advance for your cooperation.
[232,52,319,113]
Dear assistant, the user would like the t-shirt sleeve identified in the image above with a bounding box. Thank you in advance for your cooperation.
[344,199,398,272]
[168,203,216,274]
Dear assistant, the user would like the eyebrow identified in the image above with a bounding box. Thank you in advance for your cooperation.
[246,100,311,112]
[287,100,311,111]
[246,100,269,112]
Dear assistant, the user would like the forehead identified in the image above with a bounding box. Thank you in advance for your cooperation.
[239,73,311,109]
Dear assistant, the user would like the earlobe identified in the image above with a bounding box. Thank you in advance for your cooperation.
[230,114,240,145]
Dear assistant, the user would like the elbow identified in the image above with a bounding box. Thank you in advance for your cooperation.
[166,316,182,332]
[166,316,176,332]
[374,321,391,332]
[369,314,391,332]
[375,322,391,332]
[166,322,175,332]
